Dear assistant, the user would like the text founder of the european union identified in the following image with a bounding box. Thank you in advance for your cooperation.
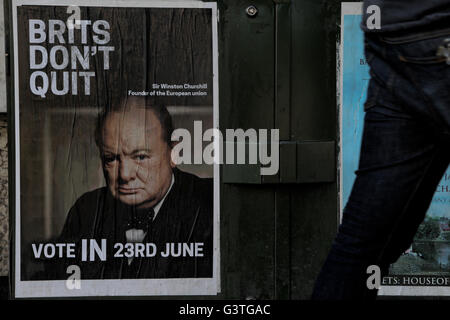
[47,97,213,279]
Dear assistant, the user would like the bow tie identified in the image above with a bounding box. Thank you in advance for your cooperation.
[125,207,155,231]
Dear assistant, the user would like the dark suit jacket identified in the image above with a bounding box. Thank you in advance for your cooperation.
[47,168,213,279]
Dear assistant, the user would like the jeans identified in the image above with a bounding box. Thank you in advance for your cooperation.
[312,26,450,300]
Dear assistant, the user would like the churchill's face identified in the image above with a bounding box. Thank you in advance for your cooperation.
[99,107,174,209]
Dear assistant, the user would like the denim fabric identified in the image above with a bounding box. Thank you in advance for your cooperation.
[312,27,450,300]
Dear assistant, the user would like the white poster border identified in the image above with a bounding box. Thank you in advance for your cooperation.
[12,0,220,298]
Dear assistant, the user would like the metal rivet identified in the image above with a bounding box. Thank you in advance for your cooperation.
[437,38,450,65]
[246,5,258,17]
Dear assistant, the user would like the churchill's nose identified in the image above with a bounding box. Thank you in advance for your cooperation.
[118,158,136,183]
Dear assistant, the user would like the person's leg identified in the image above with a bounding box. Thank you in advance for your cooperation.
[312,106,449,300]
[312,32,450,299]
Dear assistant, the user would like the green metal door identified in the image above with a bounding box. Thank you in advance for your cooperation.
[218,0,341,299]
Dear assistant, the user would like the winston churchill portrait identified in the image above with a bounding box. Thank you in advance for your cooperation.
[39,97,213,280]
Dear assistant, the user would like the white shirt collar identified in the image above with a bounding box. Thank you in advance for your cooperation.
[125,173,175,247]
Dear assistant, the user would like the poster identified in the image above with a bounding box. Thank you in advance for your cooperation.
[340,2,450,296]
[12,0,219,297]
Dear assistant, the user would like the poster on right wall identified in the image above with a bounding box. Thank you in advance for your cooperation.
[340,2,450,296]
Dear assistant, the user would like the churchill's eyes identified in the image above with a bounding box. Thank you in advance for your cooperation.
[136,155,149,160]
[103,154,118,164]
[102,153,150,165]
[133,154,150,162]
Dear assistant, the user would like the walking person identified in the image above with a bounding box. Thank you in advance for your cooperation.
[312,1,450,299]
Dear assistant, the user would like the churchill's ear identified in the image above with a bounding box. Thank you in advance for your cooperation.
[169,141,178,168]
